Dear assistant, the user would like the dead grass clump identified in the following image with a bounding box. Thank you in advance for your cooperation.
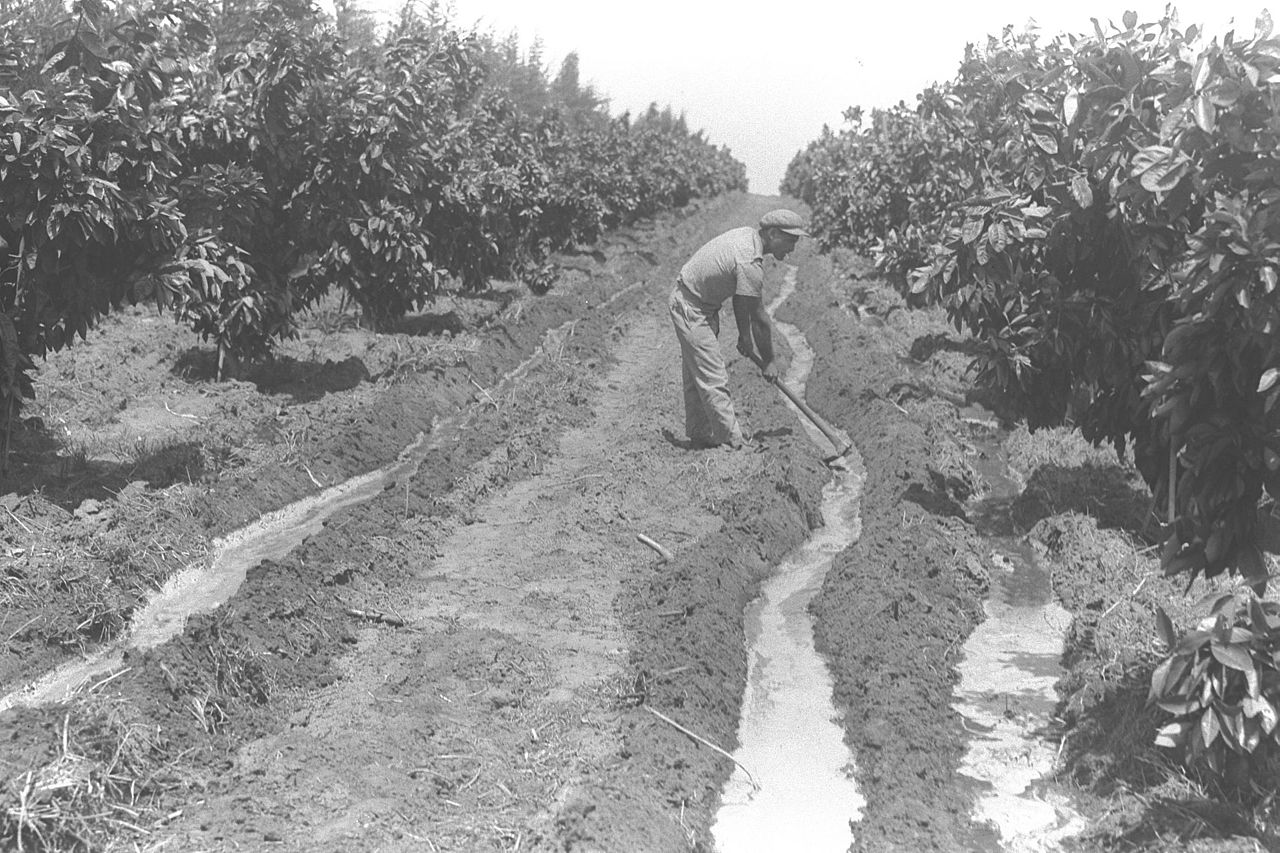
[183,637,273,735]
[1,700,181,853]
[92,481,206,585]
[195,619,274,708]
[371,334,481,384]
[125,439,206,488]
[1005,423,1120,475]
[4,482,208,655]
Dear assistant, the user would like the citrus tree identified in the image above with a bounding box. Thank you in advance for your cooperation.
[794,6,1280,779]
[0,0,747,441]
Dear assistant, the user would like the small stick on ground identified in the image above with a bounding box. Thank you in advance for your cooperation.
[1100,575,1150,620]
[644,704,758,791]
[549,472,606,488]
[345,607,407,627]
[3,505,32,534]
[636,533,672,563]
[469,377,498,408]
[164,402,201,420]
[302,463,324,488]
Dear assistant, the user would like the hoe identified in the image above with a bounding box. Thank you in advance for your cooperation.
[750,354,853,467]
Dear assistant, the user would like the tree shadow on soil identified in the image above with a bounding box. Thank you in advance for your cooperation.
[1011,463,1153,538]
[1060,675,1280,850]
[1109,802,1280,852]
[908,332,985,363]
[1,424,205,511]
[390,310,466,337]
[902,481,968,520]
[172,350,370,404]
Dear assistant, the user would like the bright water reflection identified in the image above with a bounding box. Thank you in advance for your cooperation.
[711,268,865,851]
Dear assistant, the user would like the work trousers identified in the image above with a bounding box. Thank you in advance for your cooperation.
[668,284,743,446]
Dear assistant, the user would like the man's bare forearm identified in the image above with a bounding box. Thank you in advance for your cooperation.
[751,311,775,365]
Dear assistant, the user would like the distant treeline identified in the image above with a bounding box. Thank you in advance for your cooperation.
[0,0,747,424]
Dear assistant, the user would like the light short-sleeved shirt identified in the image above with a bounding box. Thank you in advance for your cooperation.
[678,226,764,308]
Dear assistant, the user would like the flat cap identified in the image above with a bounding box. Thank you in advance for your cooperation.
[759,209,809,237]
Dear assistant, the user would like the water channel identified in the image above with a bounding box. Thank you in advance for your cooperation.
[712,274,1085,850]
[4,271,1087,851]
[711,268,866,851]
[0,286,642,713]
[952,411,1085,850]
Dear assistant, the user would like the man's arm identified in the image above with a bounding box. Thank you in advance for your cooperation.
[732,294,778,379]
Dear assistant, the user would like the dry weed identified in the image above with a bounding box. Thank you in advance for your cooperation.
[1,698,185,853]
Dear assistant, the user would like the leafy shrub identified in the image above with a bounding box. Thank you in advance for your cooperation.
[0,0,747,434]
[795,10,1280,584]
[1151,592,1280,787]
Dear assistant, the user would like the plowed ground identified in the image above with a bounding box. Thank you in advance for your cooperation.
[2,193,1266,852]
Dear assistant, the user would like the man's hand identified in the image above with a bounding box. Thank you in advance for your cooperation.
[759,360,780,382]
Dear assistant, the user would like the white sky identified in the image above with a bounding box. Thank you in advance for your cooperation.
[365,1,1275,193]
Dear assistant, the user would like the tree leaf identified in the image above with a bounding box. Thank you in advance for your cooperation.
[1202,707,1222,747]
[1155,720,1192,748]
[988,221,1009,252]
[1132,145,1172,173]
[1063,90,1079,125]
[1157,607,1178,648]
[1157,697,1204,715]
[1150,656,1175,700]
[1194,91,1216,132]
[909,267,931,294]
[1031,130,1058,154]
[1140,157,1189,193]
[1209,640,1256,675]
[1194,55,1212,92]
[1123,10,1138,29]
[1256,698,1278,733]
[1260,368,1280,393]
[1210,79,1242,107]
[1025,161,1046,189]
[1071,174,1094,208]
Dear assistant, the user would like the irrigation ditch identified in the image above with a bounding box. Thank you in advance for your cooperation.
[1,193,1267,851]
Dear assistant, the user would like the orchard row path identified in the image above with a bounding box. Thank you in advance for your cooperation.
[2,192,1019,853]
[158,196,829,852]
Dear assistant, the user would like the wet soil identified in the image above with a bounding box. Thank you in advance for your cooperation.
[2,193,1272,852]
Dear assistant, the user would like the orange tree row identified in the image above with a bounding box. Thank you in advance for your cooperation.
[788,11,1280,587]
[787,9,1280,781]
[0,0,745,402]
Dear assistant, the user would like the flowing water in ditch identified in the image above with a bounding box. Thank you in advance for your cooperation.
[0,294,634,713]
[952,410,1085,850]
[711,268,866,851]
[0,442,427,712]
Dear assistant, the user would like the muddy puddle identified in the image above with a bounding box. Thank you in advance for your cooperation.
[953,410,1084,850]
[0,296,638,713]
[712,268,865,850]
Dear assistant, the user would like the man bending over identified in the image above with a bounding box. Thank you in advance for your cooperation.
[667,208,808,450]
